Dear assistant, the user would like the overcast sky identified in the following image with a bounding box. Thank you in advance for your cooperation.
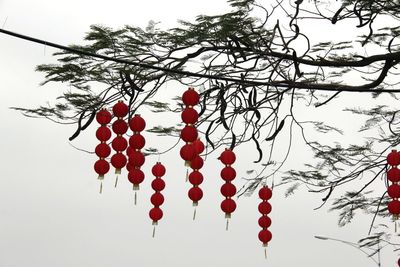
[0,1,396,267]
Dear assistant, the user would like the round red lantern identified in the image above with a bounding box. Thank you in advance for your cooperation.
[220,166,236,181]
[388,167,400,183]
[190,155,204,170]
[128,151,145,167]
[112,101,129,118]
[95,143,111,158]
[388,200,400,215]
[220,149,236,165]
[151,192,165,206]
[94,159,110,177]
[189,171,204,186]
[258,229,272,245]
[152,162,166,177]
[188,187,203,204]
[96,109,112,125]
[112,136,128,152]
[258,202,272,214]
[192,139,205,155]
[96,126,112,141]
[220,183,236,197]
[129,134,146,150]
[129,115,146,132]
[149,207,163,223]
[259,186,272,200]
[181,125,198,142]
[151,178,165,191]
[221,198,236,215]
[180,144,196,161]
[111,153,127,172]
[258,216,272,228]
[182,88,200,106]
[112,119,128,135]
[388,184,400,199]
[128,169,145,185]
[181,107,199,124]
[388,150,400,166]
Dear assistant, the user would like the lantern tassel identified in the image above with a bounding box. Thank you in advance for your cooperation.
[226,218,229,231]
[396,220,398,233]
[193,207,197,221]
[264,248,267,259]
[134,192,137,205]
[114,175,119,188]
[152,225,156,238]
[186,168,189,182]
[99,181,103,194]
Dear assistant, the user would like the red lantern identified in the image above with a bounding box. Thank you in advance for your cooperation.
[95,143,111,158]
[388,184,400,199]
[388,200,400,215]
[151,192,165,206]
[152,162,166,177]
[96,126,112,141]
[190,155,204,170]
[180,144,196,161]
[128,169,145,186]
[188,187,203,204]
[259,186,273,201]
[94,159,110,178]
[181,125,198,142]
[220,183,236,197]
[181,107,199,124]
[221,198,236,216]
[112,119,128,135]
[96,109,112,125]
[388,167,400,183]
[189,171,203,186]
[149,207,163,224]
[258,229,272,245]
[220,166,236,181]
[258,202,272,214]
[111,153,127,173]
[129,134,146,150]
[112,101,129,118]
[182,88,200,106]
[129,115,146,132]
[151,178,166,191]
[388,150,400,166]
[220,149,236,165]
[112,136,128,152]
[192,139,205,155]
[258,216,272,228]
[128,151,145,167]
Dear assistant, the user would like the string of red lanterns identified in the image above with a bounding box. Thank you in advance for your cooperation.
[150,162,166,237]
[219,148,237,230]
[127,114,146,204]
[258,186,272,258]
[387,150,400,220]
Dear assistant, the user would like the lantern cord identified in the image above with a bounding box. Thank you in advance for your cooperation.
[134,192,137,205]
[226,218,229,231]
[114,175,119,188]
[99,181,103,194]
[186,169,189,182]
[193,207,197,221]
[152,226,156,238]
[396,220,397,233]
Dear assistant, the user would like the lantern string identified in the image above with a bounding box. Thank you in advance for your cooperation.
[152,225,156,238]
[193,207,197,220]
[114,175,119,188]
[226,218,229,231]
[99,181,103,194]
[396,220,397,233]
[134,192,137,205]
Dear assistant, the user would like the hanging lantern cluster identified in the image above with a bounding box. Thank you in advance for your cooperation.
[94,109,112,191]
[127,115,146,193]
[387,150,400,218]
[258,186,272,248]
[188,141,205,209]
[150,162,166,236]
[179,87,200,167]
[220,149,237,227]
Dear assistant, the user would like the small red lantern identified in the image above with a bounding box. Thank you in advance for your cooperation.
[112,136,128,152]
[112,101,129,118]
[180,144,196,161]
[149,207,163,223]
[258,216,272,228]
[128,168,145,188]
[388,200,400,216]
[129,115,146,133]
[94,159,110,178]
[188,187,203,204]
[258,229,272,244]
[388,150,400,166]
[96,109,112,125]
[220,166,236,181]
[221,198,236,215]
[190,155,204,170]
[220,149,236,165]
[150,162,166,237]
[221,183,236,198]
[181,107,199,125]
[181,125,198,143]
[192,139,205,155]
[96,126,112,141]
[258,186,272,248]
[128,151,145,167]
[152,162,166,177]
[182,87,200,106]
[95,143,111,158]
[129,134,146,150]
[388,167,400,183]
[111,153,127,173]
[151,178,166,191]
[112,119,128,135]
[388,184,400,199]
[189,171,204,186]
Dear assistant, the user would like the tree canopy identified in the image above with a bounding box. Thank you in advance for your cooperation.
[7,0,400,258]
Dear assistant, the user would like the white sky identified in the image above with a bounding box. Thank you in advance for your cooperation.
[0,1,396,266]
